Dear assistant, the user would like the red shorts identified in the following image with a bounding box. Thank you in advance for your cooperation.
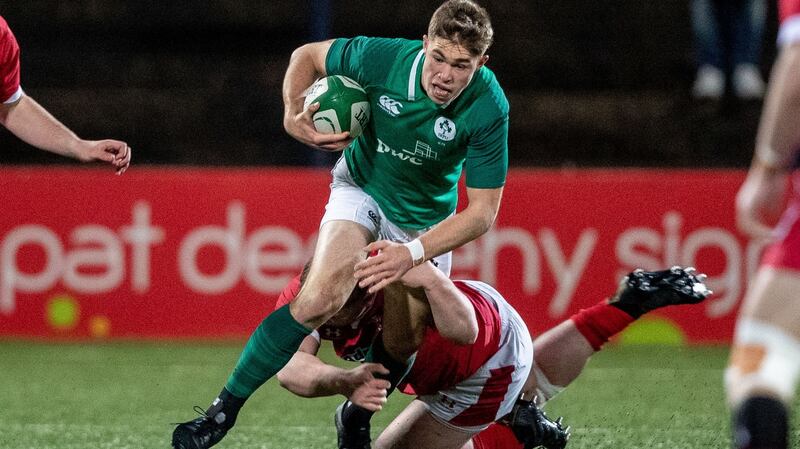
[762,198,800,271]
[471,423,523,449]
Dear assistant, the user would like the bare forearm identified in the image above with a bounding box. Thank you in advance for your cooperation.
[0,96,82,158]
[419,204,494,260]
[282,42,329,128]
[422,268,478,345]
[277,352,352,398]
[754,44,800,170]
[417,186,501,260]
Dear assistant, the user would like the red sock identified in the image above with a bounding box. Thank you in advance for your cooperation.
[472,423,523,449]
[571,300,635,351]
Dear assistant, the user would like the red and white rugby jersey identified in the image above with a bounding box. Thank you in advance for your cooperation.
[274,275,384,362]
[0,16,22,104]
[274,275,503,391]
[402,280,503,396]
[779,0,800,45]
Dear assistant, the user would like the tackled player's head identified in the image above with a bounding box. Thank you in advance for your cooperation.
[299,260,377,327]
[423,0,492,105]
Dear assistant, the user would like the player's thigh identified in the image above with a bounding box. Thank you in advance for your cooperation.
[290,219,372,326]
[738,267,800,340]
[374,400,477,449]
[529,319,594,393]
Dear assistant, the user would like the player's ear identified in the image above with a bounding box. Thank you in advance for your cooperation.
[478,54,489,68]
[423,35,429,50]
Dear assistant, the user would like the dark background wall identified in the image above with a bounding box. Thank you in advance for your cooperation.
[0,1,780,168]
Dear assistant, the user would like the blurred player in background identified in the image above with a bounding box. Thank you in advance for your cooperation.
[173,1,508,448]
[726,1,800,448]
[0,15,130,173]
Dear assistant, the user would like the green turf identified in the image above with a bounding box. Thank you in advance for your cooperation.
[0,341,797,449]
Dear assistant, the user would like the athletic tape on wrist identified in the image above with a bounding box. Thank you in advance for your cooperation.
[755,145,791,171]
[403,239,425,266]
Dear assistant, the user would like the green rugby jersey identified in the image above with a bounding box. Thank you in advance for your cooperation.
[326,36,509,230]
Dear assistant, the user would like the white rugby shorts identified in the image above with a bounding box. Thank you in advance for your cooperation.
[321,156,452,275]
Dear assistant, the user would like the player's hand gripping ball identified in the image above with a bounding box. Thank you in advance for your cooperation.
[304,75,371,138]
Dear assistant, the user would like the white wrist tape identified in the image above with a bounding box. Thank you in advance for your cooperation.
[403,239,425,266]
[755,145,792,171]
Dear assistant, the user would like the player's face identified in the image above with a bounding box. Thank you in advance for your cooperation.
[421,35,488,105]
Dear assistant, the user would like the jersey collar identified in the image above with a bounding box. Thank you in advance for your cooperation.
[407,49,424,101]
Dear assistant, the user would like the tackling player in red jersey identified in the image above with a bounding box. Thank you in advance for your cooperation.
[271,264,709,449]
[726,1,800,448]
[0,15,130,173]
[280,260,561,449]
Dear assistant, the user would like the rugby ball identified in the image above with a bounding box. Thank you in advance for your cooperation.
[304,75,370,138]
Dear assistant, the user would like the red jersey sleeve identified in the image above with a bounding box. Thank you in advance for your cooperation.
[274,275,302,310]
[779,0,800,45]
[0,16,21,103]
[402,281,502,395]
[781,0,800,21]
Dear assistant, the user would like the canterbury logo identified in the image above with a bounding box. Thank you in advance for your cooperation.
[367,210,381,227]
[379,95,403,116]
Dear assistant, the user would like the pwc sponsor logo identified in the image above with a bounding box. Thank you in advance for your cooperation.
[376,139,423,165]
[376,139,440,165]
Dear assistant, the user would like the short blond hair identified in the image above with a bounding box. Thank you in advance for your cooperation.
[427,0,494,56]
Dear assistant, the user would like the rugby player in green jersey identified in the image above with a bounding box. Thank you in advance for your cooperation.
[172,2,507,448]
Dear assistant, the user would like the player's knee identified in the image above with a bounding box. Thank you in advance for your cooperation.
[725,319,800,406]
[290,287,349,328]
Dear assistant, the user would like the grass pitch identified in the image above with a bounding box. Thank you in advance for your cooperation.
[1,341,797,449]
